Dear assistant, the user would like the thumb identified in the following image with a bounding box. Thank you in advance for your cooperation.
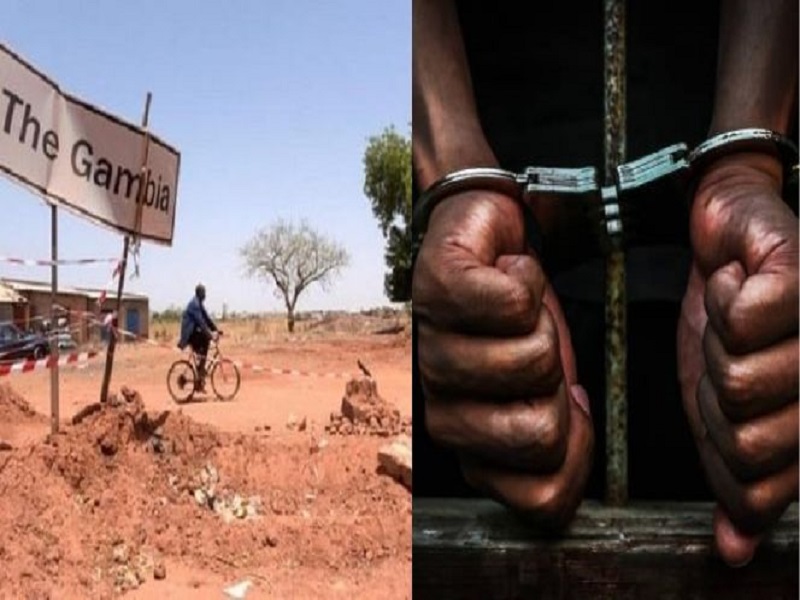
[713,505,763,568]
[570,383,591,419]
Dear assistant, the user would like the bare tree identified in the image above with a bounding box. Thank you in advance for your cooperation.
[240,219,350,332]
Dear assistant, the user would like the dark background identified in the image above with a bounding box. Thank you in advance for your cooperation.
[412,0,798,501]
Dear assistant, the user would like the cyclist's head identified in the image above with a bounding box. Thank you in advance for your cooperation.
[195,283,206,302]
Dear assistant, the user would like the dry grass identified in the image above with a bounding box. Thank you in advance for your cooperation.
[149,311,411,346]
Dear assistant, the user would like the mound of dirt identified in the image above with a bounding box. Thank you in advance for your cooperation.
[0,387,411,598]
[0,383,41,423]
[326,377,412,437]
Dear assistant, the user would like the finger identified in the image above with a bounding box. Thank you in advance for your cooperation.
[414,247,545,335]
[713,506,763,568]
[543,283,578,385]
[418,305,562,399]
[414,190,543,336]
[705,261,799,353]
[459,391,594,531]
[424,382,571,473]
[698,375,799,479]
[703,324,798,421]
[694,419,798,534]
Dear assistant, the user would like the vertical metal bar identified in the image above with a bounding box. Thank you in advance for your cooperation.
[50,204,59,434]
[604,0,628,506]
[100,238,129,404]
[99,92,151,404]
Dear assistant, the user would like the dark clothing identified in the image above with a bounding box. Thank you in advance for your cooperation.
[188,328,210,359]
[413,0,797,501]
[179,295,216,386]
[178,296,217,351]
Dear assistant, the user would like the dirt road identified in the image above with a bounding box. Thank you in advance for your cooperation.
[0,316,411,599]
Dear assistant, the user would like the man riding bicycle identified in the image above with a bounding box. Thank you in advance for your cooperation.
[178,283,221,392]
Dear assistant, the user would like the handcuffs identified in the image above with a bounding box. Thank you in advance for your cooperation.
[411,128,799,270]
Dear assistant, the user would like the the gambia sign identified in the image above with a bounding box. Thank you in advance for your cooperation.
[0,43,180,245]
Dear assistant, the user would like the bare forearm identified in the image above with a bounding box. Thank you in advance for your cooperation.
[412,0,496,188]
[710,0,798,135]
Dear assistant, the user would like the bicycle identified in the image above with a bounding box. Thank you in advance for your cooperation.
[166,334,241,403]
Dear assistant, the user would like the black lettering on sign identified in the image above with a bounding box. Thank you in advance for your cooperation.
[2,88,60,159]
[1,88,23,135]
[19,103,40,149]
[69,138,171,214]
[42,130,59,160]
[114,166,141,200]
[71,139,93,178]
[159,185,170,212]
[94,158,113,189]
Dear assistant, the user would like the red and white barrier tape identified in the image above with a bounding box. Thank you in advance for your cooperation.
[231,361,353,379]
[95,261,123,309]
[0,256,119,267]
[0,350,98,377]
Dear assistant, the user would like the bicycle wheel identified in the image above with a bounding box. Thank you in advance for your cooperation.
[210,358,241,401]
[167,360,197,403]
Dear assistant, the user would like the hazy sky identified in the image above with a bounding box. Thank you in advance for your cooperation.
[0,1,410,314]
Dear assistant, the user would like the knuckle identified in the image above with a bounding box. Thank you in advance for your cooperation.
[739,482,774,526]
[508,402,568,470]
[716,359,753,412]
[528,330,562,390]
[504,282,535,325]
[536,401,569,461]
[730,425,765,475]
[524,481,575,530]
[719,301,750,352]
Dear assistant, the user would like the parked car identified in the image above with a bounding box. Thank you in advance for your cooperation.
[0,323,51,362]
[55,330,77,351]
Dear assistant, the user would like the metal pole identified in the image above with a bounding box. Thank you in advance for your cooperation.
[50,204,59,434]
[99,92,151,404]
[99,238,129,404]
[604,0,628,506]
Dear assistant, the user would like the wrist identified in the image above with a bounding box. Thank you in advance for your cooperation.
[695,152,784,200]
[689,129,798,206]
[412,132,498,191]
[412,117,497,189]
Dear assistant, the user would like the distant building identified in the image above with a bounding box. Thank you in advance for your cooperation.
[0,278,149,344]
[0,282,27,326]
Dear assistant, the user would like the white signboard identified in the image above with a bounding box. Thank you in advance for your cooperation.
[0,43,180,245]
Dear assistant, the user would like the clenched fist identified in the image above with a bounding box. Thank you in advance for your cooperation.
[678,152,799,566]
[413,190,594,528]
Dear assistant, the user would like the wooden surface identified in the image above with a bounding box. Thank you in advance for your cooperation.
[413,499,799,599]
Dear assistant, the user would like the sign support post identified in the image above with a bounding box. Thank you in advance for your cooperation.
[49,204,59,433]
[99,92,152,404]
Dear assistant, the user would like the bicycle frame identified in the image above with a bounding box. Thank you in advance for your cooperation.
[186,339,223,375]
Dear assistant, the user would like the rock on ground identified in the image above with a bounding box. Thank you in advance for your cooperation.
[377,436,412,490]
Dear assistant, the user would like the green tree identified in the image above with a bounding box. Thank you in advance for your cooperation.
[363,126,411,301]
[240,219,349,332]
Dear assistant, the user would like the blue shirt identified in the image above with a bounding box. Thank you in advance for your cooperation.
[178,295,217,349]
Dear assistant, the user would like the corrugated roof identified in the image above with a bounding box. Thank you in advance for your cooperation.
[0,283,26,304]
[1,278,85,296]
[76,287,148,301]
[0,278,148,302]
